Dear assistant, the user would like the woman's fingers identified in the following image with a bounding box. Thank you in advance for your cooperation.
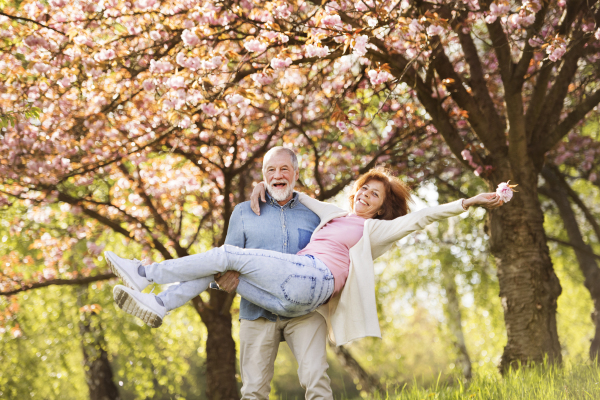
[250,182,266,215]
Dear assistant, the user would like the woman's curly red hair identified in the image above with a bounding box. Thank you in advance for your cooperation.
[348,167,413,220]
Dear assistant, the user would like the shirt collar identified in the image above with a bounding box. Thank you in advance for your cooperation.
[266,191,299,209]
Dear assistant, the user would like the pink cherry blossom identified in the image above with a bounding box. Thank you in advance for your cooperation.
[244,39,267,53]
[43,267,57,280]
[547,39,566,62]
[595,28,600,41]
[274,5,291,19]
[167,76,186,89]
[182,29,200,47]
[271,57,292,70]
[201,103,220,116]
[33,63,51,73]
[137,0,156,9]
[251,72,274,86]
[225,93,245,105]
[201,55,225,70]
[336,121,348,132]
[94,49,116,62]
[149,59,173,73]
[142,79,155,91]
[322,14,342,27]
[352,34,369,57]
[178,115,191,128]
[150,31,161,40]
[496,181,516,202]
[368,69,393,85]
[305,44,329,58]
[461,149,473,163]
[48,0,66,7]
[426,25,444,36]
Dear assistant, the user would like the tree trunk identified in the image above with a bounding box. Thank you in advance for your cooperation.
[488,166,562,372]
[329,343,385,395]
[441,267,472,380]
[77,286,120,400]
[540,166,600,362]
[192,291,239,400]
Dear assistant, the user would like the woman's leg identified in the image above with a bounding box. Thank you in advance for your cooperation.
[220,246,335,316]
[155,278,213,311]
[144,246,231,284]
[149,245,334,316]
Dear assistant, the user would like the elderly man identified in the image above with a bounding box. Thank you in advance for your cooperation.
[216,146,333,399]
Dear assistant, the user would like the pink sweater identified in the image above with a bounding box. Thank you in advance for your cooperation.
[297,214,366,296]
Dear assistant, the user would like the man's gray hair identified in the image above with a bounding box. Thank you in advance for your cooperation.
[262,146,299,172]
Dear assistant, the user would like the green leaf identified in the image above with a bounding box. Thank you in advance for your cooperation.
[114,24,128,34]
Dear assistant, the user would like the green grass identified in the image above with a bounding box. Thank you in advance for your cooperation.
[368,363,600,400]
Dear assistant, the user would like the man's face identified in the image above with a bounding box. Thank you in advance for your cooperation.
[263,151,299,204]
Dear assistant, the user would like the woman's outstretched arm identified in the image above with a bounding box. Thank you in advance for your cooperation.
[370,193,504,246]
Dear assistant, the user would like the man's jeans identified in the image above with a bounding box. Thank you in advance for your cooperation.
[146,245,334,317]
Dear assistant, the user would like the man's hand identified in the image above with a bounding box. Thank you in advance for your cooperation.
[250,182,267,215]
[214,271,240,293]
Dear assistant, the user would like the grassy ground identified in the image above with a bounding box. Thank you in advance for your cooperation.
[369,363,600,400]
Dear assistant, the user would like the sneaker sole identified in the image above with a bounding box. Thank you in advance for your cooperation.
[114,286,163,328]
[106,252,141,292]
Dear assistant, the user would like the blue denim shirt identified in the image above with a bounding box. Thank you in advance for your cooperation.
[224,191,321,321]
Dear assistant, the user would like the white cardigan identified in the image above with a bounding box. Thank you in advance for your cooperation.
[297,193,467,346]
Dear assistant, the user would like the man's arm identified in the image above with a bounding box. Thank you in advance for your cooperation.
[215,205,244,292]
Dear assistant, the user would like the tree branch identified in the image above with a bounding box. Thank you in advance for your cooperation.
[0,273,115,296]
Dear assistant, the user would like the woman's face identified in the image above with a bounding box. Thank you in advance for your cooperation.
[353,180,386,219]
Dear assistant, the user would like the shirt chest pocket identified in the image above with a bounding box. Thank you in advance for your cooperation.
[298,228,312,250]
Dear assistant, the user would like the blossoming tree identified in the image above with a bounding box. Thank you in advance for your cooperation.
[2,0,600,394]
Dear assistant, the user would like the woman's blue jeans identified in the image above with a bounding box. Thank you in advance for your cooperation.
[146,245,334,318]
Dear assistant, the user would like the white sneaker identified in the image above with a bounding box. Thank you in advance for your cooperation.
[113,285,166,328]
[105,251,150,292]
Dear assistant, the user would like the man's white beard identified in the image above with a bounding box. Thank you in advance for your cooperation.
[267,179,295,202]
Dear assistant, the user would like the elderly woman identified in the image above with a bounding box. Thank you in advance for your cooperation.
[107,168,503,344]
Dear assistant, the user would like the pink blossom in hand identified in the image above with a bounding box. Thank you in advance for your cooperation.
[271,57,292,70]
[182,29,200,47]
[496,181,518,202]
[244,39,267,53]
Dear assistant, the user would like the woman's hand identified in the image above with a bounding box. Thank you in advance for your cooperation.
[463,193,504,210]
[250,182,267,215]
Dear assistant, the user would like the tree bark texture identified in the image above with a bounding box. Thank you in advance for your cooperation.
[329,343,385,395]
[77,286,120,400]
[541,166,600,362]
[488,166,562,371]
[193,291,239,400]
[441,267,472,380]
